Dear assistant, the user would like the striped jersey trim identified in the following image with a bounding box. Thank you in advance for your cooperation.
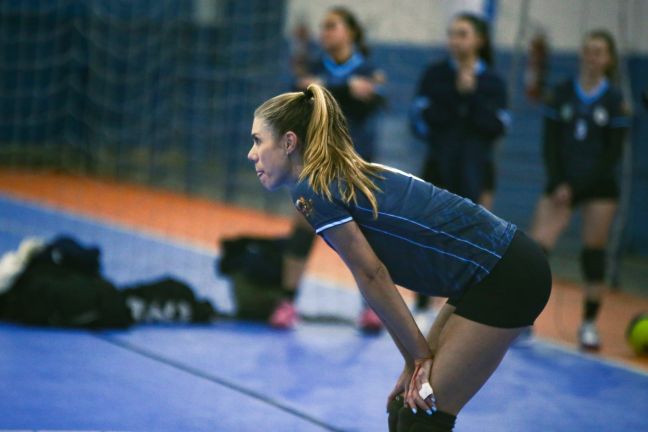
[354,205,502,259]
[359,224,489,273]
[370,163,427,183]
[315,217,353,234]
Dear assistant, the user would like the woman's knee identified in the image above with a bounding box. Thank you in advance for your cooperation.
[430,317,521,415]
[531,199,570,243]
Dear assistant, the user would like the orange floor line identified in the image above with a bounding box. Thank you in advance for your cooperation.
[1,168,646,371]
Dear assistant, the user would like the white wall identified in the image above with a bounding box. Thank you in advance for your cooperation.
[285,0,648,53]
[285,0,445,46]
[496,0,647,52]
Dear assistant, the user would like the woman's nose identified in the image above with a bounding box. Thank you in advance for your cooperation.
[247,146,257,162]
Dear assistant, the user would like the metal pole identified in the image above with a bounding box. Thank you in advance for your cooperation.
[608,0,635,289]
[507,0,532,108]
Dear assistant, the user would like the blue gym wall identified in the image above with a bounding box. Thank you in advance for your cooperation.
[0,1,646,255]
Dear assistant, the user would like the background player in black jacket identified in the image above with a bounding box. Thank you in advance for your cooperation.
[410,12,509,209]
[529,30,631,350]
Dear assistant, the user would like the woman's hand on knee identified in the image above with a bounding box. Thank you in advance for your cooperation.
[405,358,437,415]
[386,363,413,411]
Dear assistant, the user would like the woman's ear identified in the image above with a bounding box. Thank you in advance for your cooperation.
[284,131,299,155]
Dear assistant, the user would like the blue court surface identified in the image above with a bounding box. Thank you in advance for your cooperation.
[1,194,648,432]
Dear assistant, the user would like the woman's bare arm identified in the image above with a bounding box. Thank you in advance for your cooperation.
[323,221,432,363]
[425,303,456,355]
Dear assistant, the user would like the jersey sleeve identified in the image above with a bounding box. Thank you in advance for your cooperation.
[291,181,353,235]
[409,67,434,141]
[412,65,458,138]
[608,89,632,129]
[541,86,566,189]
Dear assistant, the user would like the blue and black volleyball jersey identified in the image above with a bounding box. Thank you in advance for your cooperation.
[542,78,630,194]
[307,51,383,122]
[291,164,517,297]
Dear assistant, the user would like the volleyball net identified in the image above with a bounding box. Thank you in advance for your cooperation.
[1,0,646,315]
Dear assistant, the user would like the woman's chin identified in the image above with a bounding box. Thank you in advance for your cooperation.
[260,177,279,191]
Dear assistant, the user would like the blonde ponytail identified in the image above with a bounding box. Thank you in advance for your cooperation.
[300,84,382,216]
[254,84,382,216]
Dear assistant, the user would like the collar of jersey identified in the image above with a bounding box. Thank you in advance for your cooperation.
[449,57,486,75]
[322,51,365,77]
[574,78,609,105]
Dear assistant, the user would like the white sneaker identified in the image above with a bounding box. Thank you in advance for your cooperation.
[579,321,601,351]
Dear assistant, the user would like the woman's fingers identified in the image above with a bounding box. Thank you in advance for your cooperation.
[386,368,410,412]
[405,359,437,415]
[405,367,423,412]
[407,381,437,414]
[419,382,437,411]
[407,380,432,414]
[349,77,375,100]
[386,387,402,411]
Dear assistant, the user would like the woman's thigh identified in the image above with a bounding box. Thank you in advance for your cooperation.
[431,314,524,415]
[529,196,572,249]
[581,200,617,248]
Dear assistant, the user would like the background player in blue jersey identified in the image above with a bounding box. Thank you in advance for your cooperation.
[529,30,630,351]
[269,7,386,331]
[248,84,551,432]
[295,6,385,162]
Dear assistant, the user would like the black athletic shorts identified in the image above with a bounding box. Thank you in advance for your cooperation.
[544,180,619,206]
[447,230,551,328]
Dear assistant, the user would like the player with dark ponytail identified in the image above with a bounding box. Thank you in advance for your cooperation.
[249,84,551,431]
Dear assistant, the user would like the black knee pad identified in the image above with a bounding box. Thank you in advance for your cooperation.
[397,407,456,432]
[387,396,403,432]
[285,225,315,258]
[581,248,606,282]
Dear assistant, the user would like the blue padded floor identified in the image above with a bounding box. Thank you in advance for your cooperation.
[2,194,648,432]
[0,324,329,431]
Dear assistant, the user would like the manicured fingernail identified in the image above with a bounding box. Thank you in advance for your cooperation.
[411,408,417,414]
[426,409,433,416]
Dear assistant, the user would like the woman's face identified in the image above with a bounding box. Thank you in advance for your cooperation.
[581,37,611,78]
[248,117,294,191]
[447,18,481,60]
[320,12,353,53]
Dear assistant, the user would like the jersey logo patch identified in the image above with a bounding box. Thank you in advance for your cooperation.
[561,104,573,121]
[593,105,609,126]
[295,197,314,218]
